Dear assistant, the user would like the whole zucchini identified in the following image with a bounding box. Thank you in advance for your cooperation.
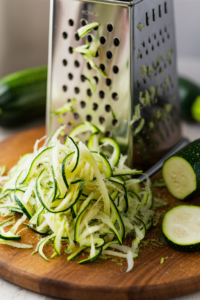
[179,76,200,123]
[0,66,47,127]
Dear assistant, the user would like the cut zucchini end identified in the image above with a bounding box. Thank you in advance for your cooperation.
[162,205,200,252]
[162,156,196,200]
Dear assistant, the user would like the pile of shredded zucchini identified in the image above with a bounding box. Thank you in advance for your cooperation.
[0,123,158,272]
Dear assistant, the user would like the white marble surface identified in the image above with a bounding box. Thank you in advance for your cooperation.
[0,59,200,300]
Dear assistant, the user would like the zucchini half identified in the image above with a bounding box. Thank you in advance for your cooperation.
[162,139,200,200]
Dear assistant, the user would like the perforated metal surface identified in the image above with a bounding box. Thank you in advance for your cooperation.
[47,0,181,169]
[132,0,181,168]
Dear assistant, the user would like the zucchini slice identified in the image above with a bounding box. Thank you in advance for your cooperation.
[99,137,120,167]
[87,133,99,151]
[69,122,99,139]
[162,205,200,252]
[162,140,200,200]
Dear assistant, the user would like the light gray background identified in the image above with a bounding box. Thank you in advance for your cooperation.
[0,1,200,300]
[0,0,199,79]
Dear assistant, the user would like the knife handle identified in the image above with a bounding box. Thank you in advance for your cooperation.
[137,137,190,181]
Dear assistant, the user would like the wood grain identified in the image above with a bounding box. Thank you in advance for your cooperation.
[0,126,200,300]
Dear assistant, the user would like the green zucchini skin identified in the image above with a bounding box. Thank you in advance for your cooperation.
[162,139,200,200]
[179,77,200,123]
[0,66,47,127]
[163,234,200,253]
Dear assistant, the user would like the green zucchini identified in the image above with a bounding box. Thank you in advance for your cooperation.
[179,76,200,123]
[162,205,200,252]
[162,139,200,200]
[14,189,35,219]
[0,66,47,127]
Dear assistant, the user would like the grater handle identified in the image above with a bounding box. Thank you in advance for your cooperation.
[137,137,190,182]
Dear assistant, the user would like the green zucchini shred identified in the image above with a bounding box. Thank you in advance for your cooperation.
[0,124,160,271]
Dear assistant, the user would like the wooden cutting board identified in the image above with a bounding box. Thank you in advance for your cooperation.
[1,126,200,300]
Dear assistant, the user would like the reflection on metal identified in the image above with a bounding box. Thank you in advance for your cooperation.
[47,0,181,170]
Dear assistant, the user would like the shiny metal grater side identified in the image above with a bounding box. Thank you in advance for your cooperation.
[47,0,181,170]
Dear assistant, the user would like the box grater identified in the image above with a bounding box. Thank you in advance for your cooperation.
[46,0,181,170]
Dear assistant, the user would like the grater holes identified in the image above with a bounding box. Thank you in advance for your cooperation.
[74,87,80,94]
[74,60,80,68]
[159,5,162,17]
[63,32,68,39]
[94,76,99,83]
[63,85,67,92]
[93,103,98,111]
[164,26,167,32]
[99,117,105,124]
[146,12,149,26]
[81,19,87,26]
[154,34,156,39]
[67,99,71,103]
[105,131,112,138]
[87,89,92,97]
[74,113,79,120]
[146,49,148,55]
[107,23,113,32]
[100,36,106,45]
[137,81,140,87]
[167,33,170,39]
[152,45,154,51]
[164,2,167,14]
[87,62,92,70]
[100,64,105,72]
[112,119,119,127]
[68,122,73,130]
[105,105,111,112]
[63,59,67,66]
[157,41,160,47]
[69,47,73,54]
[99,91,105,99]
[140,53,143,59]
[81,75,86,82]
[160,29,162,35]
[68,73,73,80]
[152,9,155,21]
[112,92,118,101]
[106,78,112,86]
[80,101,86,108]
[107,51,113,59]
[69,19,74,26]
[114,38,120,47]
[143,78,146,84]
[86,115,92,122]
[95,50,100,57]
[113,66,119,74]
[162,37,165,43]
[148,38,151,44]
[74,33,80,41]
[94,25,99,31]
[87,34,93,43]
[142,41,145,48]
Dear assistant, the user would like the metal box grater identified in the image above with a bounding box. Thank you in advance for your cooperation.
[47,0,181,170]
